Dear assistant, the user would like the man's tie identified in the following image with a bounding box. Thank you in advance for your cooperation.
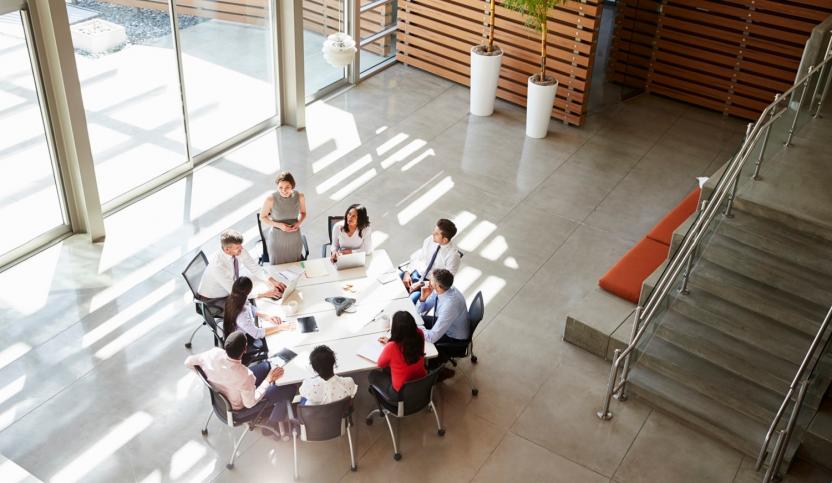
[232,256,240,281]
[419,245,441,284]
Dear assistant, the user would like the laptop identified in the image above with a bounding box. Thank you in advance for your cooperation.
[335,251,366,270]
[280,272,301,300]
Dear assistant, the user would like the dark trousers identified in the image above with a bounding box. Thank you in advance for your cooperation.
[368,368,399,402]
[235,361,298,426]
[400,270,423,304]
[422,315,467,369]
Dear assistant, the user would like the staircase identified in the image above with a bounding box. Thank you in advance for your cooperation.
[625,109,832,471]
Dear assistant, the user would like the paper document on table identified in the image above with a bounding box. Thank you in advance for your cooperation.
[277,268,303,283]
[377,272,398,284]
[356,340,385,363]
[302,258,329,278]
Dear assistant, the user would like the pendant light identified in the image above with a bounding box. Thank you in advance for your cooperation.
[321,1,356,68]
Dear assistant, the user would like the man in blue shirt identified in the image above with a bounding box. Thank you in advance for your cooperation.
[416,269,469,377]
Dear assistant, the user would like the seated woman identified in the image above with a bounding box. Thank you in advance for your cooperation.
[368,311,427,400]
[330,204,373,260]
[223,277,294,363]
[298,345,357,405]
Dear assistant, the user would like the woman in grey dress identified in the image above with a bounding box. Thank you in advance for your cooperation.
[259,172,307,264]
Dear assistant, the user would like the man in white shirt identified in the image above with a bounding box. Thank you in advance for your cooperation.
[185,331,297,434]
[401,219,461,303]
[198,229,284,301]
[298,345,357,405]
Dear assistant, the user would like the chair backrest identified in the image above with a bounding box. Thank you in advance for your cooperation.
[256,213,269,265]
[327,216,345,246]
[397,369,441,417]
[467,291,484,342]
[301,234,309,260]
[194,366,234,426]
[201,304,225,346]
[182,251,209,297]
[296,397,353,442]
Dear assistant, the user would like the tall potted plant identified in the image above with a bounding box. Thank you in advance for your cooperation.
[470,0,503,116]
[503,0,562,138]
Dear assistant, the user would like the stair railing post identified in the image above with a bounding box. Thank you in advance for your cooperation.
[597,348,621,421]
[725,124,752,217]
[764,380,809,483]
[812,37,832,118]
[752,94,778,180]
[615,306,642,402]
[785,66,811,147]
[680,199,707,295]
[762,429,787,483]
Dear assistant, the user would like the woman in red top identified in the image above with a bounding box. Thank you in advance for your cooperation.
[369,311,427,400]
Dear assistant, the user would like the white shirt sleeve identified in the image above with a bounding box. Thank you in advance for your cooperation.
[361,226,373,253]
[198,253,234,299]
[240,248,269,285]
[445,244,461,275]
[235,303,264,339]
[409,236,431,274]
[331,222,342,253]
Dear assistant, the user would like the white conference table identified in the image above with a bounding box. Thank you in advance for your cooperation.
[257,250,437,386]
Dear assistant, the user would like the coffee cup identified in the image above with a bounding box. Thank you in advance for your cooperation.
[284,300,298,316]
[379,313,391,330]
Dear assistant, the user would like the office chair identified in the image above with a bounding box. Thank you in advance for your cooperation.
[182,250,225,349]
[365,368,444,460]
[256,212,310,264]
[287,397,357,479]
[194,366,279,470]
[201,304,269,365]
[321,215,345,257]
[435,291,483,396]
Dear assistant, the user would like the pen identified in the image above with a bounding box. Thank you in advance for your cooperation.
[371,309,384,321]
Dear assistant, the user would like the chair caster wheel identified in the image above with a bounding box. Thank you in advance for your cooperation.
[438,429,445,436]
[393,453,402,461]
[201,429,208,436]
[351,466,357,472]
[471,355,478,364]
[185,342,192,349]
[472,388,479,396]
[226,463,234,470]
[365,417,373,426]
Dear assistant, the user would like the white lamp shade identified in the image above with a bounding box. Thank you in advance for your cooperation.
[322,32,357,67]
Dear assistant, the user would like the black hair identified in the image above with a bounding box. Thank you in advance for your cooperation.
[225,331,247,359]
[224,276,253,338]
[436,218,457,240]
[309,345,336,380]
[343,204,371,237]
[390,311,424,365]
[431,268,454,290]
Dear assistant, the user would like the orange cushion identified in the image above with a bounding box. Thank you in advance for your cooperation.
[599,238,669,303]
[646,188,701,246]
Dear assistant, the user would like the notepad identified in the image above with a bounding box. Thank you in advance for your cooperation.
[356,340,385,363]
[302,258,329,278]
[377,272,399,284]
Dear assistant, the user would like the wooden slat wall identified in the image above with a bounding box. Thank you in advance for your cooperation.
[397,0,604,126]
[610,0,832,120]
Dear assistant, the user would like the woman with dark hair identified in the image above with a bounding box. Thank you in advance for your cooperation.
[368,311,427,400]
[330,203,373,260]
[223,276,294,343]
[260,171,307,264]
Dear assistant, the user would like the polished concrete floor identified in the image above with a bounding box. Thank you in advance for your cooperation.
[2,64,829,483]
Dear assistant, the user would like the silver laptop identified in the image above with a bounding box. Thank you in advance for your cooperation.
[280,273,301,300]
[335,251,366,270]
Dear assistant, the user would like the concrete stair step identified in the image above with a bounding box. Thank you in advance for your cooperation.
[719,213,832,278]
[733,197,832,244]
[628,367,766,458]
[638,336,782,425]
[657,310,798,395]
[690,260,825,338]
[673,289,811,366]
[704,233,832,308]
[798,397,832,471]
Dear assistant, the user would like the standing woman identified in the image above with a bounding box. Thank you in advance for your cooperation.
[331,203,373,260]
[260,172,307,264]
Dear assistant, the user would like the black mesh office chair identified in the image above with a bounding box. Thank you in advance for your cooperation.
[321,215,345,257]
[287,397,357,479]
[194,366,278,469]
[435,291,484,396]
[202,307,269,365]
[256,212,310,264]
[365,368,444,460]
[182,250,225,349]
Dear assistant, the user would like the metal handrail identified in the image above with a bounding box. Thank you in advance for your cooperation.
[757,305,832,480]
[596,41,832,421]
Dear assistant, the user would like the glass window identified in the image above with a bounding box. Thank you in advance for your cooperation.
[359,0,396,74]
[173,0,279,155]
[303,0,348,97]
[69,0,189,204]
[0,11,68,258]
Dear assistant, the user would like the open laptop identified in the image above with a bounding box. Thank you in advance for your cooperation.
[280,272,301,300]
[335,251,366,270]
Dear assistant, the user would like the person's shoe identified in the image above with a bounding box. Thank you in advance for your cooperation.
[437,367,456,382]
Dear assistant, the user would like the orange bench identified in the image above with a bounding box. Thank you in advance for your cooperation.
[599,188,701,303]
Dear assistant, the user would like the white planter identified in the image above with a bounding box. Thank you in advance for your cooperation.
[469,46,503,116]
[70,19,127,54]
[525,76,558,138]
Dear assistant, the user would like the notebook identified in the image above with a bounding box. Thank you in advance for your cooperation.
[297,316,319,333]
[356,340,385,363]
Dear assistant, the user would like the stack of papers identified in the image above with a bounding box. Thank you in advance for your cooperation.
[377,272,399,284]
[356,340,385,363]
[302,258,329,278]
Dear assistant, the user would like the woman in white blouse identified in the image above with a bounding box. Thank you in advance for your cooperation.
[330,204,373,261]
[299,345,357,405]
[223,277,294,341]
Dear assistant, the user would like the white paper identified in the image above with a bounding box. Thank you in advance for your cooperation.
[356,340,385,363]
[377,272,398,284]
[302,258,329,278]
